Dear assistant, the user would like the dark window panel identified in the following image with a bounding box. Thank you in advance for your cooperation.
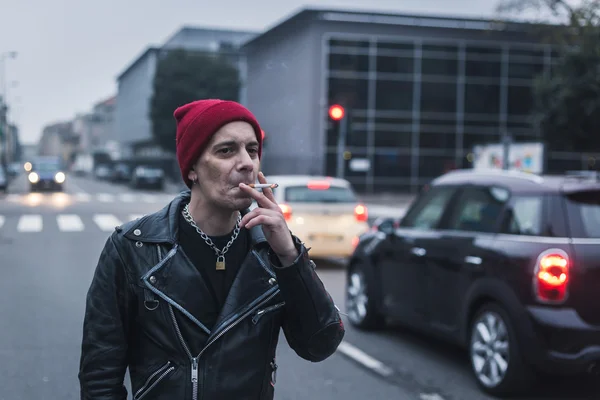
[328,78,369,110]
[328,53,370,72]
[463,133,501,150]
[421,57,458,76]
[377,41,414,51]
[375,80,414,110]
[508,61,545,79]
[507,85,534,116]
[421,82,457,113]
[419,130,457,150]
[464,83,501,114]
[373,151,412,178]
[329,39,370,48]
[376,55,414,74]
[465,59,502,78]
[418,155,457,179]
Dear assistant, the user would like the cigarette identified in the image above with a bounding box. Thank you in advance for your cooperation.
[248,183,278,189]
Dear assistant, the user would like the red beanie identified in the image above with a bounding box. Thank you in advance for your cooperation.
[174,99,263,188]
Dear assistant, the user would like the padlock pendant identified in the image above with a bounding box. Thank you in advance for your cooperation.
[216,255,226,270]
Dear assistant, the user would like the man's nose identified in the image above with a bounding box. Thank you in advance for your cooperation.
[237,149,255,170]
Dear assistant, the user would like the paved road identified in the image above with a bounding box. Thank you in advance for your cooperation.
[0,174,417,399]
[1,173,597,399]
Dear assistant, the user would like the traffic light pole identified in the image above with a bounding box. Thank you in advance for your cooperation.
[336,113,348,179]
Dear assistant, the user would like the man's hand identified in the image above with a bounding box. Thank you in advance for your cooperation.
[239,172,299,265]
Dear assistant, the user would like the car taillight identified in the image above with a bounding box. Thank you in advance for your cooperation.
[534,249,569,303]
[279,204,292,221]
[351,236,360,248]
[354,204,368,222]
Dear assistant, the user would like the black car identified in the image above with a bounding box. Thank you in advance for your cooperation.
[345,169,600,397]
[28,157,66,192]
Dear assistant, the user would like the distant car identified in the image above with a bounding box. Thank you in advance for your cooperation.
[28,157,66,192]
[0,166,8,193]
[345,169,600,397]
[264,175,370,259]
[131,166,164,190]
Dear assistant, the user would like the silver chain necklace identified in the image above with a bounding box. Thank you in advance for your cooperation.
[182,203,241,271]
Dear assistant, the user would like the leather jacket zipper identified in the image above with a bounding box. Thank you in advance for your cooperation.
[133,361,175,400]
[252,302,286,324]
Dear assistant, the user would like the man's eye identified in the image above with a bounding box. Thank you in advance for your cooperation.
[219,148,232,154]
[248,148,259,154]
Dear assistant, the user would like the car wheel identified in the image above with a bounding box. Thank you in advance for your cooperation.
[469,303,533,396]
[345,260,384,330]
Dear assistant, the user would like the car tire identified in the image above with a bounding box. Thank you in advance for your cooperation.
[345,260,385,330]
[469,302,534,397]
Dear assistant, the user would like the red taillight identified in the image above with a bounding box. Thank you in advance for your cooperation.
[307,181,331,190]
[351,236,360,248]
[354,204,368,222]
[534,250,569,303]
[279,203,292,221]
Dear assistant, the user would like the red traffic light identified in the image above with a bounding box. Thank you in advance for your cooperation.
[328,104,345,121]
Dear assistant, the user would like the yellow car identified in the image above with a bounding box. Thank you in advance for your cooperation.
[263,175,370,259]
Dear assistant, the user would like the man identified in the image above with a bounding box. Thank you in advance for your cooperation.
[78,99,344,400]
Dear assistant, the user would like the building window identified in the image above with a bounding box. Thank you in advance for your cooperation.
[419,129,457,150]
[373,116,412,148]
[463,132,501,150]
[375,80,413,110]
[508,61,545,80]
[420,82,457,113]
[421,57,458,76]
[327,77,369,110]
[419,155,457,179]
[329,53,370,73]
[373,150,412,178]
[329,39,370,49]
[507,85,534,116]
[464,83,501,114]
[422,43,459,59]
[376,55,413,74]
[465,59,502,78]
[376,41,414,52]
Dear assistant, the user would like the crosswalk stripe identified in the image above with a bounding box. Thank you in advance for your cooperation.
[57,214,84,232]
[119,193,135,202]
[141,194,156,203]
[6,194,20,202]
[74,193,91,202]
[0,216,4,229]
[17,214,43,232]
[97,193,115,203]
[93,214,122,232]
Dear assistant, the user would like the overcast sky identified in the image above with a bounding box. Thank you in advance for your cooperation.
[0,0,505,144]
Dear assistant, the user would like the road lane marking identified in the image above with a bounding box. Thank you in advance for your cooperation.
[97,193,115,203]
[140,194,156,203]
[119,193,135,202]
[74,193,91,202]
[336,341,394,377]
[57,214,84,232]
[420,394,446,400]
[0,216,4,229]
[93,214,122,232]
[17,214,43,232]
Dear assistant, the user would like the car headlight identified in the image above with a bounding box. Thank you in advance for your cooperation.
[28,172,39,183]
[55,172,66,183]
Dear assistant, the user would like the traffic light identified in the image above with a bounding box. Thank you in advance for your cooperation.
[328,104,345,121]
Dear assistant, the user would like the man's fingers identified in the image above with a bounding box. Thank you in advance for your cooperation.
[258,172,277,203]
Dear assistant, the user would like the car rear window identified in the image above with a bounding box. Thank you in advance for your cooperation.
[284,185,357,203]
[564,191,600,238]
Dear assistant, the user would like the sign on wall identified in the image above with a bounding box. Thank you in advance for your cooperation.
[473,142,545,174]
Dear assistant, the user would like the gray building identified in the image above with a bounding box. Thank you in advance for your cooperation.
[243,8,568,194]
[115,27,257,160]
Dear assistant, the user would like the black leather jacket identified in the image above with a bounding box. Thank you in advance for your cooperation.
[79,191,344,400]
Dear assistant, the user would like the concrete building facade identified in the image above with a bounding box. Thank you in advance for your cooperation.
[243,8,568,193]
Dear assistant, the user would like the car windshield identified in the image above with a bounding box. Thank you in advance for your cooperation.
[284,185,357,203]
[34,162,61,172]
[565,190,600,238]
